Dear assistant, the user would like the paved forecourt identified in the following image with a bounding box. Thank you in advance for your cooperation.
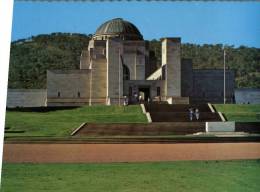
[3,143,260,163]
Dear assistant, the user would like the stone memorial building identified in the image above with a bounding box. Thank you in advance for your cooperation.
[46,18,234,106]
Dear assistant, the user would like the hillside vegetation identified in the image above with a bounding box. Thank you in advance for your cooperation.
[9,33,91,88]
[8,33,260,89]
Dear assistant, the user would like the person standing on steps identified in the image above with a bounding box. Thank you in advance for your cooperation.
[195,108,200,120]
[139,95,142,104]
[188,108,194,121]
[123,96,128,112]
[123,96,128,106]
[134,92,138,104]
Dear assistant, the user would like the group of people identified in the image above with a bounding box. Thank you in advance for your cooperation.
[133,93,147,104]
[188,108,200,121]
[123,93,151,106]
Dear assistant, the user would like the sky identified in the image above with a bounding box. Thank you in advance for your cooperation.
[11,1,260,48]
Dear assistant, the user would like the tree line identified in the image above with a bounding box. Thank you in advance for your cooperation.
[8,33,260,89]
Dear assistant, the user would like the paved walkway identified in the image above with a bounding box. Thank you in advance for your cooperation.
[3,143,260,163]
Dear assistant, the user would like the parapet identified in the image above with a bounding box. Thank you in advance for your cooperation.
[160,37,181,43]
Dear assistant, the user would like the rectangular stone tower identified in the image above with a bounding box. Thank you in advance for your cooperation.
[88,39,107,104]
[161,38,181,97]
[106,39,124,104]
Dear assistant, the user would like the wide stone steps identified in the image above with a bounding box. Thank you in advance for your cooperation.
[73,122,205,136]
[149,112,221,122]
[145,103,212,112]
[145,103,221,122]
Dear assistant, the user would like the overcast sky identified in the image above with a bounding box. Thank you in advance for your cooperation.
[11,1,260,48]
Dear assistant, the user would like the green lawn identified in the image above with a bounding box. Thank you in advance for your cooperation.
[1,160,260,192]
[4,105,147,137]
[214,104,260,122]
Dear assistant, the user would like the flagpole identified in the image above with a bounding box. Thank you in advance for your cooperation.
[89,61,92,106]
[119,48,121,105]
[224,48,226,104]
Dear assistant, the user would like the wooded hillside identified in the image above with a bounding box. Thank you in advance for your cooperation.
[8,33,260,88]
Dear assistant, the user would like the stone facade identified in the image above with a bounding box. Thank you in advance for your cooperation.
[181,59,235,103]
[47,70,90,106]
[7,89,47,108]
[161,38,181,97]
[235,88,260,104]
[45,18,235,106]
[191,69,235,103]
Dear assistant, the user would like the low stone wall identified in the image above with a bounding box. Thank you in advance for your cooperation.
[206,122,235,132]
[7,89,47,108]
[167,97,189,104]
[235,88,260,104]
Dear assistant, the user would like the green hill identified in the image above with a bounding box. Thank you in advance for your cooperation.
[8,33,260,89]
[9,33,91,88]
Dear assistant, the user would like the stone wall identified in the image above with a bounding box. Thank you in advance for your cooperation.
[123,41,146,80]
[181,58,193,97]
[161,38,181,97]
[7,89,47,108]
[47,70,90,106]
[235,88,260,104]
[106,39,123,104]
[80,50,90,69]
[91,58,107,100]
[206,122,235,132]
[191,69,235,103]
[181,58,235,104]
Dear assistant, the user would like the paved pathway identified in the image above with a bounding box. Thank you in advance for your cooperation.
[3,143,260,163]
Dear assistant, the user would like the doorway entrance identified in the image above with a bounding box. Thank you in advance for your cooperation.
[138,87,150,101]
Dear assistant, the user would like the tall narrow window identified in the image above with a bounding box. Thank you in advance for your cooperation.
[78,92,81,98]
[58,92,61,97]
[129,86,132,96]
[157,87,160,96]
[123,64,130,80]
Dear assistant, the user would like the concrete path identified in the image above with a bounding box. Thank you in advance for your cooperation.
[3,143,260,163]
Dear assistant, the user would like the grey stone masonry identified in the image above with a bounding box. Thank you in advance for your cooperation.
[161,38,181,97]
[106,39,124,103]
[47,70,90,106]
[80,50,90,69]
[7,89,47,107]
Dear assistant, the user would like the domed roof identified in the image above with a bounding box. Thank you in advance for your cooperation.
[93,18,143,41]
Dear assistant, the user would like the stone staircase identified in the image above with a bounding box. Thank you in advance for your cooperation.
[73,122,205,136]
[144,103,222,122]
[71,103,260,139]
[72,104,221,137]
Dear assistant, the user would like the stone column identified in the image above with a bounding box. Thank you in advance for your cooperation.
[161,38,181,97]
[106,39,124,104]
